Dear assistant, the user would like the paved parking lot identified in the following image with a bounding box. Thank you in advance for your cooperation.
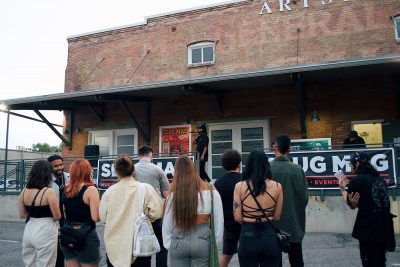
[1,221,400,266]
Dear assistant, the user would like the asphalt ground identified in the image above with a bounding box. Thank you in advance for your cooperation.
[1,221,400,266]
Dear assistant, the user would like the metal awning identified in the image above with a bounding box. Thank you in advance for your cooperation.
[1,54,399,149]
[2,54,399,110]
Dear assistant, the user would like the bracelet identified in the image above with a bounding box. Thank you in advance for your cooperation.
[340,188,346,192]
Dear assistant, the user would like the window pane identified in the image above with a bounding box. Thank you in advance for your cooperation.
[93,136,110,156]
[241,127,263,140]
[117,146,135,155]
[242,153,249,165]
[397,20,400,38]
[211,130,232,142]
[242,140,264,153]
[191,48,202,63]
[117,135,134,146]
[203,46,214,62]
[212,142,232,154]
[212,155,222,166]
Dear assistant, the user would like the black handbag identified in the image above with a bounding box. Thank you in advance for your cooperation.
[60,222,94,250]
[246,181,291,253]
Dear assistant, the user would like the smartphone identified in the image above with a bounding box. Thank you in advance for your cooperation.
[334,170,346,181]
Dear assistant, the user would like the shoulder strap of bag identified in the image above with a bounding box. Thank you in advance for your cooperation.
[208,184,214,226]
[245,180,279,235]
[137,183,145,214]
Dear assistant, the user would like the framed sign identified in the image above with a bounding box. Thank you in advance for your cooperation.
[291,138,331,151]
[159,125,191,155]
[265,148,397,189]
[97,156,195,190]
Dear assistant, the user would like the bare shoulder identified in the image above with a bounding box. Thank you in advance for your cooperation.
[85,185,99,196]
[45,187,57,196]
[234,181,244,191]
[267,179,282,189]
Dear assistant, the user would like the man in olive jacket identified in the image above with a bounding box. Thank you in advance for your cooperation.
[270,134,309,267]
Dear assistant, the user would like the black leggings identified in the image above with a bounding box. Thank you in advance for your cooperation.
[359,241,386,267]
[238,222,281,267]
[106,254,150,267]
[199,160,211,182]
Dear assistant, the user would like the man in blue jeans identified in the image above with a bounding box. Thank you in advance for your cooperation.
[270,135,309,267]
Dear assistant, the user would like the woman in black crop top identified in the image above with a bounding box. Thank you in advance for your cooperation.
[233,150,283,267]
[60,159,100,267]
[18,160,61,267]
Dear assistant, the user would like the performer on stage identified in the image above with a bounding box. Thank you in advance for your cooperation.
[195,123,211,182]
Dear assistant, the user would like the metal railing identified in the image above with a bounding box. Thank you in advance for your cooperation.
[1,145,399,196]
[0,152,200,194]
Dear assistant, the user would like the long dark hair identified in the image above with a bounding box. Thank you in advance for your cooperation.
[169,156,203,233]
[351,152,379,178]
[26,160,53,189]
[242,150,272,196]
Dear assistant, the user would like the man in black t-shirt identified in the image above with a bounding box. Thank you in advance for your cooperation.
[343,130,366,148]
[214,149,242,267]
[195,123,211,182]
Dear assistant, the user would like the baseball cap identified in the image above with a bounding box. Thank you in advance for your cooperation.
[349,131,358,138]
[350,151,370,165]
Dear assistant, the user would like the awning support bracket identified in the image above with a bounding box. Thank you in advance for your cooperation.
[88,106,104,122]
[292,73,307,139]
[33,109,72,149]
[119,101,150,143]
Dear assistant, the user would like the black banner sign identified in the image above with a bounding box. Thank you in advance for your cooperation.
[265,148,397,189]
[96,156,194,190]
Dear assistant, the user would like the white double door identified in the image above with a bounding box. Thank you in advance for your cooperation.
[207,120,270,179]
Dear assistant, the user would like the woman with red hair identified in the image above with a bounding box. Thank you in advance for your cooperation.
[60,159,100,267]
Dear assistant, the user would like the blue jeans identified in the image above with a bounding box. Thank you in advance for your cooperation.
[238,222,281,267]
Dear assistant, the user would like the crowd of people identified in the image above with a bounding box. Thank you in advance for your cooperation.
[17,133,393,267]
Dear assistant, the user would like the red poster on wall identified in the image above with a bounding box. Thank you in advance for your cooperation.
[159,125,191,155]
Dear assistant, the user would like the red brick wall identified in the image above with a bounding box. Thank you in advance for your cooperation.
[64,0,400,92]
[62,76,397,157]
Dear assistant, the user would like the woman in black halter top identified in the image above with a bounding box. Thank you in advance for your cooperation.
[18,160,61,267]
[233,150,283,267]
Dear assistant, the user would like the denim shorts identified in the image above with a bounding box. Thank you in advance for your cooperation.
[60,228,100,264]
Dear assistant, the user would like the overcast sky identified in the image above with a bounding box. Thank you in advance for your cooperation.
[0,0,224,150]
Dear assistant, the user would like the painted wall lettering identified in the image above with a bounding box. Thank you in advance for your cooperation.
[260,0,350,15]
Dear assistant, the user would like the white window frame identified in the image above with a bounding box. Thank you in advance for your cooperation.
[88,128,138,156]
[187,41,215,66]
[207,120,271,179]
[394,16,400,43]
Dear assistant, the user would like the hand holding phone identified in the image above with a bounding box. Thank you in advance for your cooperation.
[334,170,346,181]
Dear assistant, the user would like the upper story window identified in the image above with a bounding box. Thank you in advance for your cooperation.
[188,42,215,66]
[394,16,400,43]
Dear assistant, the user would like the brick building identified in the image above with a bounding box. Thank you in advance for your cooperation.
[3,0,400,179]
